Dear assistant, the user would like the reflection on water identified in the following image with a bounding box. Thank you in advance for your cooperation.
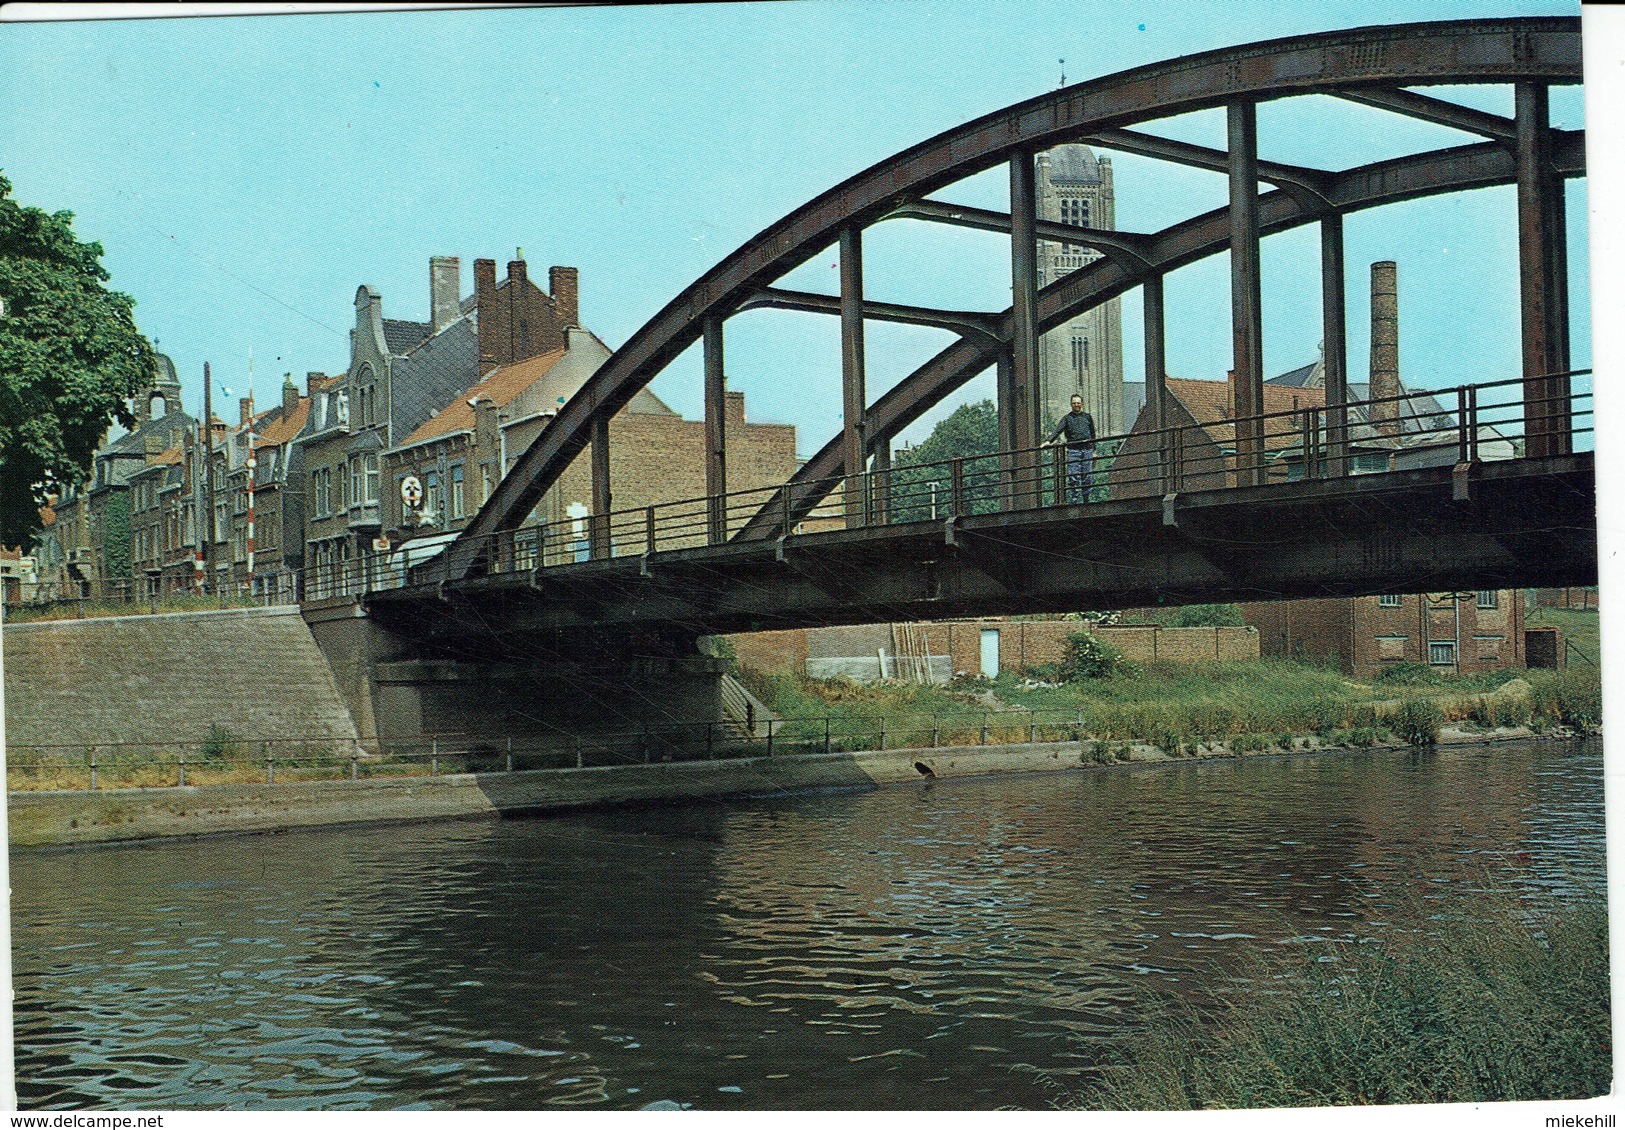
[10,738,1604,1110]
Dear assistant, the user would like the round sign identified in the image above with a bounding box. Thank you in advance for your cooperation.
[400,475,423,507]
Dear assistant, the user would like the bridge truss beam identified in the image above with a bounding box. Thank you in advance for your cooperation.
[447,17,1581,581]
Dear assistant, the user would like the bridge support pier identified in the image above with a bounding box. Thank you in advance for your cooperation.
[303,598,728,763]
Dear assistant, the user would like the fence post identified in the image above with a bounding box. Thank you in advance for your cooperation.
[823,716,832,756]
[1029,711,1038,744]
[766,719,775,758]
[351,740,360,780]
[645,505,657,556]
[506,736,514,773]
[431,737,438,776]
[878,717,885,751]
[931,717,940,747]
[950,458,965,515]
[264,742,274,784]
[89,746,97,789]
[981,714,989,745]
[178,752,187,788]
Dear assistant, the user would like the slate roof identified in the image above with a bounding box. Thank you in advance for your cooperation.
[1268,361,1319,388]
[383,318,432,355]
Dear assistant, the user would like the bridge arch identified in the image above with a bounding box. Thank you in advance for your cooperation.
[449,16,1582,578]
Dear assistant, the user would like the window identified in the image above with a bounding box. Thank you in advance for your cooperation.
[450,464,465,519]
[364,452,379,503]
[1059,197,1090,252]
[425,469,443,519]
[1071,336,1089,376]
[1477,590,1498,609]
[1378,594,1402,608]
[1429,641,1457,666]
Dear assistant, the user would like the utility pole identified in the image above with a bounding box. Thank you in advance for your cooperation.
[200,362,215,593]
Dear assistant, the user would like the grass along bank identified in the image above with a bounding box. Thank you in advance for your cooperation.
[738,657,1601,758]
[1068,883,1610,1108]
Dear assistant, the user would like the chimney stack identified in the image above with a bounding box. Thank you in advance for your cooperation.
[474,259,498,369]
[1369,260,1400,436]
[306,372,325,398]
[283,374,299,416]
[550,266,579,327]
[430,255,461,332]
[507,258,528,289]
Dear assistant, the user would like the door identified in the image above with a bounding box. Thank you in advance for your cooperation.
[980,628,1000,678]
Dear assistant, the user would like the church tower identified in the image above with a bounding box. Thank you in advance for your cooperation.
[1035,144,1125,436]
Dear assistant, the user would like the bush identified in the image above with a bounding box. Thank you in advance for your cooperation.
[1393,699,1443,746]
[200,724,239,761]
[1072,887,1611,1109]
[1376,661,1440,686]
[1060,632,1124,680]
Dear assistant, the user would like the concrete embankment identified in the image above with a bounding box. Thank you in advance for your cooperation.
[3,606,358,749]
[8,742,1091,849]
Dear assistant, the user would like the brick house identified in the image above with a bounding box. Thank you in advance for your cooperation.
[1238,590,1528,679]
[385,329,798,569]
[32,354,195,599]
[208,376,312,600]
[296,254,579,597]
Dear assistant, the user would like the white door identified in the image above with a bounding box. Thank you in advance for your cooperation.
[980,629,1000,678]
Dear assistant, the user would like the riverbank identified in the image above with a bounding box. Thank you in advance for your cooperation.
[6,722,1576,850]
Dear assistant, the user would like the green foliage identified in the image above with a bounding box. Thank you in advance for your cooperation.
[1074,887,1611,1109]
[1528,668,1602,730]
[1393,698,1443,745]
[0,174,155,547]
[1376,661,1440,686]
[101,492,131,580]
[888,400,1001,522]
[1060,631,1124,680]
[1138,602,1246,627]
[200,725,239,761]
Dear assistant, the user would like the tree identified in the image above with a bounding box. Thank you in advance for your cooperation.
[0,174,154,547]
[887,399,1001,522]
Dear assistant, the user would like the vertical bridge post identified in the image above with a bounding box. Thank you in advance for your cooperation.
[590,414,611,559]
[1143,273,1167,485]
[1516,81,1570,457]
[703,317,727,543]
[1321,213,1349,477]
[1228,101,1264,486]
[1009,150,1041,509]
[840,225,869,527]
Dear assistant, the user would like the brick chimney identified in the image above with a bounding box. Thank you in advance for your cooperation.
[283,374,299,416]
[474,259,498,369]
[430,255,461,332]
[508,258,527,289]
[1369,260,1400,436]
[550,266,579,327]
[307,372,325,398]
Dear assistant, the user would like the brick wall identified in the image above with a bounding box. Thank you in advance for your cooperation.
[724,618,1258,679]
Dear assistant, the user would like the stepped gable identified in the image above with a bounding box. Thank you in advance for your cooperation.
[3,607,359,749]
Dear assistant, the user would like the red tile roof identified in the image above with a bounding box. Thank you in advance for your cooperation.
[402,348,568,445]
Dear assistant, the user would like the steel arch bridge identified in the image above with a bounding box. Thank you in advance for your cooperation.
[430,15,1585,592]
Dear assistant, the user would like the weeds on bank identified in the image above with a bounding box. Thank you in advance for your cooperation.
[740,659,1600,757]
[1071,884,1611,1109]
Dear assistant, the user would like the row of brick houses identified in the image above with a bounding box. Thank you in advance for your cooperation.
[27,253,797,604]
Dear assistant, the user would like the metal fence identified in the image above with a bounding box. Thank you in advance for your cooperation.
[7,707,1119,793]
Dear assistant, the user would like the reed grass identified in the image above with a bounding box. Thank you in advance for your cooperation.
[1071,884,1610,1109]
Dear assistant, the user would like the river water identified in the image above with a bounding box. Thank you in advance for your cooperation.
[9,737,1605,1110]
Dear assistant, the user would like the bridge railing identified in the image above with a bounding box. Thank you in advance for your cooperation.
[5,707,1175,792]
[298,372,1589,597]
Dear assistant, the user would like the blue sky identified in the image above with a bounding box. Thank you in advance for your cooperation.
[0,0,1592,457]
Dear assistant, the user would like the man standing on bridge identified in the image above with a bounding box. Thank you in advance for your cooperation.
[1046,393,1096,504]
